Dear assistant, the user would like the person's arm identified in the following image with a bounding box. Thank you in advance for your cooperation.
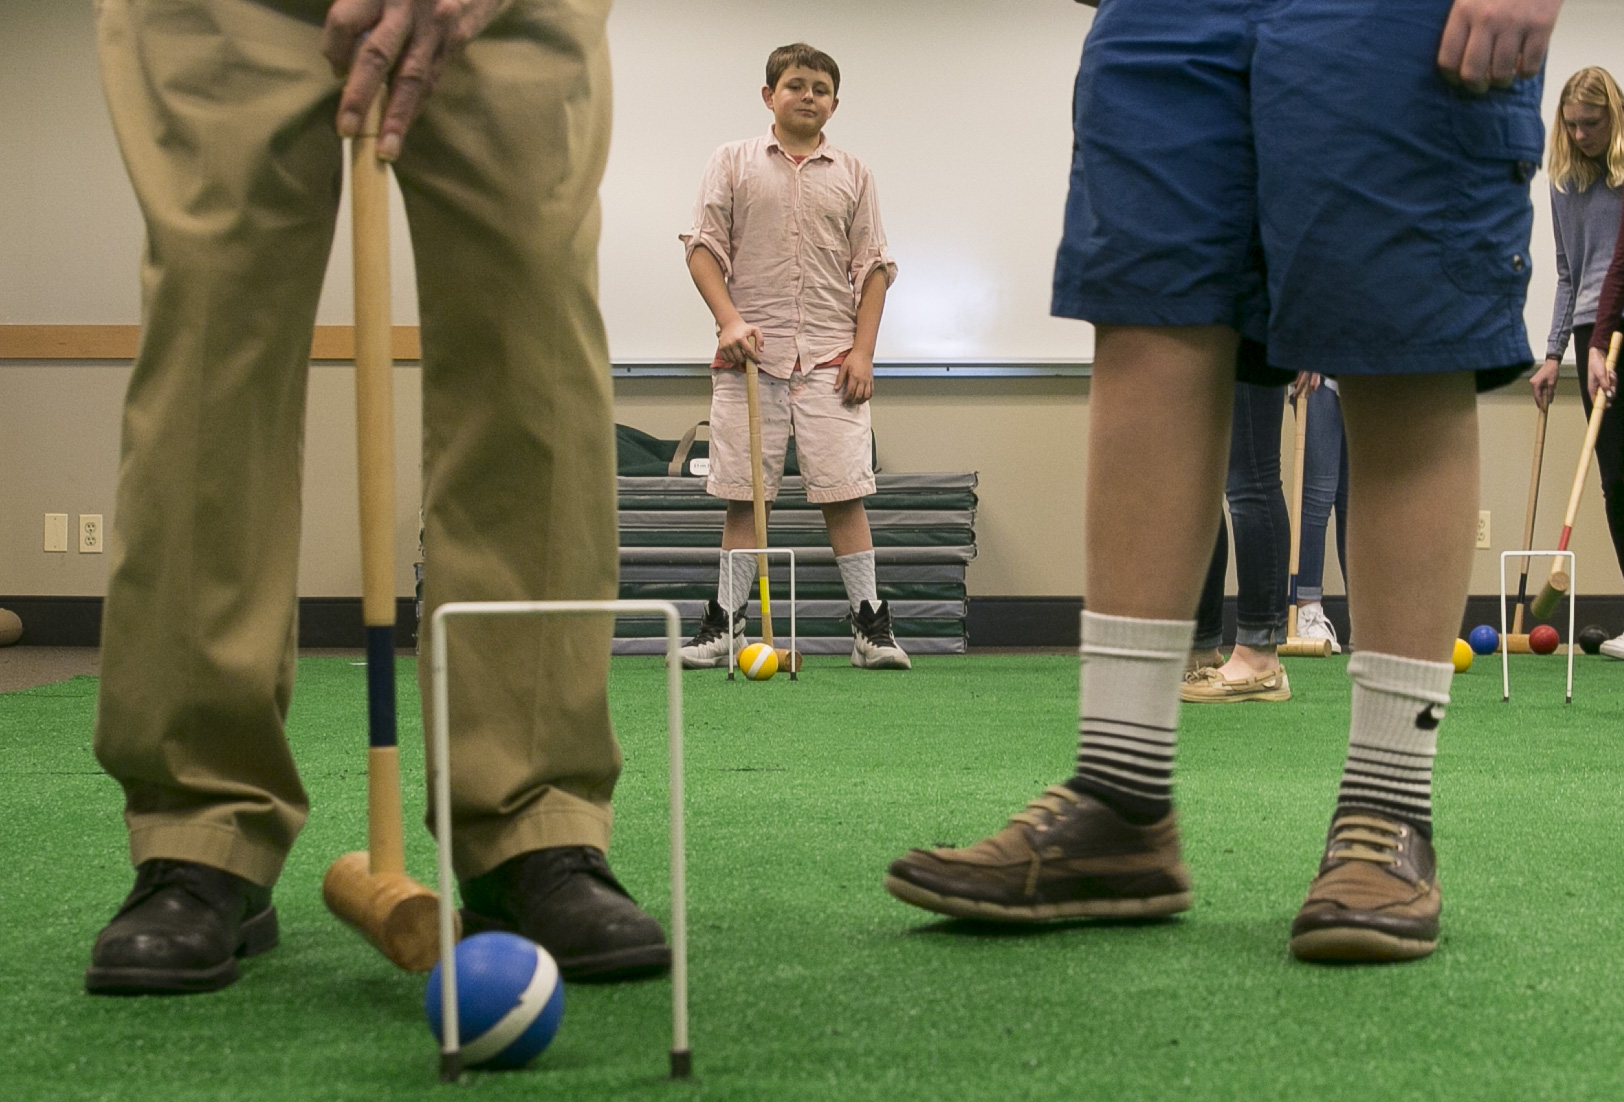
[1435,0,1562,92]
[1586,209,1624,402]
[839,164,896,404]
[836,270,888,405]
[323,0,512,160]
[688,247,761,367]
[1535,191,1574,410]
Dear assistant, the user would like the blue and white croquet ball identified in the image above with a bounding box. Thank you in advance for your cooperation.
[424,932,564,1070]
[738,641,778,681]
[1468,624,1499,655]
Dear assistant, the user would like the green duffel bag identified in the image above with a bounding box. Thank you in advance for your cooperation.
[617,421,822,478]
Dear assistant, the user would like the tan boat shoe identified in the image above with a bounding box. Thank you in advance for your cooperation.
[1180,665,1291,703]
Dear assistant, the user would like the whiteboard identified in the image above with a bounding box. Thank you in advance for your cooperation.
[596,0,1091,365]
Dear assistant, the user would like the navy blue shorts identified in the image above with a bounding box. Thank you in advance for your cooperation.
[1052,0,1543,388]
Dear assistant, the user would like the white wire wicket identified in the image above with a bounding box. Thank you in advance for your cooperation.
[723,548,797,680]
[429,600,690,1082]
[1499,551,1576,704]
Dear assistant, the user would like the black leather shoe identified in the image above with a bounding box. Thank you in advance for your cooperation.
[86,859,278,995]
[460,847,670,982]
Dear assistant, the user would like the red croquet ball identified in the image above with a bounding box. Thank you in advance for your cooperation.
[1528,625,1560,655]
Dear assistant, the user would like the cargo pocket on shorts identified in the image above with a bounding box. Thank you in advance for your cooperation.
[1441,85,1544,296]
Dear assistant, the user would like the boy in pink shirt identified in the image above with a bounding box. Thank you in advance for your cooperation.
[679,42,908,671]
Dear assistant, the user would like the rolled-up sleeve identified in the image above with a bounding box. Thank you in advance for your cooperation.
[680,149,735,279]
[848,165,897,300]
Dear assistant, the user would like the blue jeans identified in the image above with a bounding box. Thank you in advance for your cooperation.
[1296,383,1349,603]
[1196,380,1290,649]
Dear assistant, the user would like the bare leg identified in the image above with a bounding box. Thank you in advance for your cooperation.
[883,324,1237,921]
[1338,373,1478,660]
[721,500,766,549]
[1216,642,1280,678]
[821,499,874,557]
[1087,325,1238,617]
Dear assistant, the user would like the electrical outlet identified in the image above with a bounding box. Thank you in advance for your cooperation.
[1477,510,1491,550]
[79,514,104,553]
[44,513,69,553]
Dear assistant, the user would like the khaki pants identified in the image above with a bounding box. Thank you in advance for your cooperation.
[93,0,622,886]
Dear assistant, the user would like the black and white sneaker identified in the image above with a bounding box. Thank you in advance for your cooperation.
[852,600,911,670]
[679,600,746,669]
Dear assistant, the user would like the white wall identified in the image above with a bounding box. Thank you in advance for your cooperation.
[3,0,1623,602]
[6,0,1622,361]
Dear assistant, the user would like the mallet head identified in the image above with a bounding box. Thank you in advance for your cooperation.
[322,851,453,972]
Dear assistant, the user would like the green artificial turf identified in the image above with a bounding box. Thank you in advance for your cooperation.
[4,651,1623,1100]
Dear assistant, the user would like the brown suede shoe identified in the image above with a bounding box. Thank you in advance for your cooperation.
[1180,666,1291,703]
[1289,812,1440,963]
[884,786,1192,922]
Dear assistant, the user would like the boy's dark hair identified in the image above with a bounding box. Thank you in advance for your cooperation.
[766,43,840,97]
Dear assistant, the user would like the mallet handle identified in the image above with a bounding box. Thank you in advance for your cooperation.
[354,92,395,633]
[1286,386,1308,637]
[744,357,774,646]
[352,91,406,868]
[1512,404,1548,636]
[1548,334,1618,572]
[1529,333,1619,619]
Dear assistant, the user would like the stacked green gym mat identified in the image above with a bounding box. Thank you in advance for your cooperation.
[612,425,977,655]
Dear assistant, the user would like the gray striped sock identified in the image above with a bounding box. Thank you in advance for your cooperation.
[1066,611,1192,824]
[719,552,757,612]
[1337,651,1453,837]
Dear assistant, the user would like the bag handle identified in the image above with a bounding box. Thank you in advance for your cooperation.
[668,420,710,477]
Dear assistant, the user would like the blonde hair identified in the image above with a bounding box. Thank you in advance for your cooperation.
[1549,67,1624,192]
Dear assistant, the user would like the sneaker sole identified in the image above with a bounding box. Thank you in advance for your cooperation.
[851,646,912,670]
[85,905,279,995]
[679,651,739,670]
[852,656,912,670]
[1288,925,1436,963]
[883,874,1190,923]
[1599,639,1624,660]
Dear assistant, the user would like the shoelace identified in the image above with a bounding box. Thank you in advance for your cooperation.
[117,860,231,918]
[856,603,898,647]
[689,606,744,645]
[1299,606,1339,640]
[1010,785,1081,833]
[1324,814,1403,867]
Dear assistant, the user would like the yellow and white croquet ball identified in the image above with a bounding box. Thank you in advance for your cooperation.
[738,642,778,681]
[1451,638,1473,673]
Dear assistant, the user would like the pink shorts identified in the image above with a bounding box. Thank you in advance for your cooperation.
[705,365,875,504]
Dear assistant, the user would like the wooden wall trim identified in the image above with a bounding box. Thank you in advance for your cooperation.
[0,325,421,361]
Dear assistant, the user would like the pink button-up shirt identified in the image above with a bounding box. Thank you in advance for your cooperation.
[681,128,898,380]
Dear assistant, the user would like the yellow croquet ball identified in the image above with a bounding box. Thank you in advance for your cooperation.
[738,642,778,681]
[1451,638,1473,673]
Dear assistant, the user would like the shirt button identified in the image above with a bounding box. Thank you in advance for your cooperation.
[1510,254,1526,272]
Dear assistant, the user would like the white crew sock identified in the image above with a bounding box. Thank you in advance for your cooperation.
[1336,650,1453,837]
[1065,610,1194,824]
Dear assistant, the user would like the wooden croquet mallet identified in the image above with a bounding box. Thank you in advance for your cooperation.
[1528,331,1619,620]
[1503,403,1548,654]
[1280,385,1333,658]
[321,92,448,972]
[743,354,802,674]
